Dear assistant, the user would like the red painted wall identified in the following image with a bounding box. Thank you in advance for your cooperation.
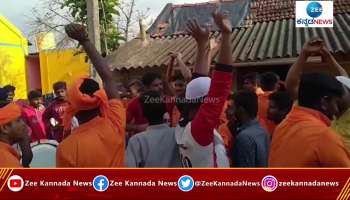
[26,54,41,92]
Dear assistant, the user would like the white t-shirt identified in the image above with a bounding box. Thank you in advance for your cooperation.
[175,122,229,168]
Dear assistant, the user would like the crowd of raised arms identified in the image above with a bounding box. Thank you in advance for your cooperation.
[1,10,350,168]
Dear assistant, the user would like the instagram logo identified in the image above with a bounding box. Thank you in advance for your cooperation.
[261,175,278,192]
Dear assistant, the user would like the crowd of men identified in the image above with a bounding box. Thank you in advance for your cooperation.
[1,10,350,168]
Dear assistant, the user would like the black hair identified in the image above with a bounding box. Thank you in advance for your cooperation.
[260,72,279,91]
[269,92,293,112]
[3,85,15,93]
[140,90,166,125]
[243,72,258,85]
[53,81,67,91]
[79,78,100,97]
[227,93,234,100]
[171,73,185,82]
[28,90,42,100]
[278,82,286,92]
[0,88,8,107]
[128,79,144,92]
[233,90,258,118]
[298,73,344,109]
[75,79,101,125]
[141,72,162,87]
[128,79,143,88]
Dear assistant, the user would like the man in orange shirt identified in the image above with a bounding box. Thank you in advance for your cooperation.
[270,39,350,167]
[56,24,126,167]
[0,91,31,167]
[269,73,350,167]
[257,72,280,135]
[218,94,235,156]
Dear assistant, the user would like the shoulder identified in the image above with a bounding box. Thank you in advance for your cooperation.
[320,127,344,142]
[129,97,140,105]
[129,131,147,143]
[108,99,125,110]
[127,97,141,110]
[58,133,78,151]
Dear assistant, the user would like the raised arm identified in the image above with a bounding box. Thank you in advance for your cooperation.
[286,39,323,100]
[65,24,119,99]
[321,46,348,77]
[175,53,192,82]
[166,54,176,84]
[165,52,192,96]
[214,11,233,66]
[163,54,177,96]
[187,21,211,76]
[191,11,233,146]
[19,129,32,167]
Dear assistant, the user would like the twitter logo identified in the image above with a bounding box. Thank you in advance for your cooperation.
[178,175,194,192]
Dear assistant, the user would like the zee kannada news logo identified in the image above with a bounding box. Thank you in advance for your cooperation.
[296,1,333,28]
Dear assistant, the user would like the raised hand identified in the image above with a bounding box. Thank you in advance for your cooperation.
[212,11,232,34]
[186,20,210,44]
[65,23,89,43]
[169,52,182,60]
[302,38,323,57]
[320,44,332,62]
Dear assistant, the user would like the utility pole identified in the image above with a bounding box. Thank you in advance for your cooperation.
[86,0,101,81]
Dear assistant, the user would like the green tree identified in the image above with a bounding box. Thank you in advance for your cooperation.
[62,0,124,53]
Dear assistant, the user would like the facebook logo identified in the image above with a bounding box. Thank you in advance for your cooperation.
[92,175,109,192]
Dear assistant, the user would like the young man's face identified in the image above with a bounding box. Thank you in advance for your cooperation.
[30,97,42,108]
[6,91,15,102]
[267,100,285,124]
[173,79,186,97]
[129,85,141,98]
[243,80,256,92]
[225,105,235,123]
[54,88,67,100]
[148,79,163,93]
[321,96,340,120]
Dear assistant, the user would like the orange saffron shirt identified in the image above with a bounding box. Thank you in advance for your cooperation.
[0,142,22,167]
[269,106,350,167]
[56,100,126,167]
[257,91,276,135]
[218,122,233,154]
[219,101,229,126]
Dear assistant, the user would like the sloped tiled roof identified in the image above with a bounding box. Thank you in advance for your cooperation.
[107,0,350,70]
[229,14,350,63]
[146,0,250,37]
[244,0,350,26]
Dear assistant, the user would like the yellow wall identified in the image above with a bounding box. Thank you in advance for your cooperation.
[39,49,90,95]
[0,16,28,99]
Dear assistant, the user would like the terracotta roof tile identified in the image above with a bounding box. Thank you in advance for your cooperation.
[107,0,350,70]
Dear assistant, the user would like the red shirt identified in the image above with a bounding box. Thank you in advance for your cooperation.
[127,97,148,125]
[43,99,69,143]
[22,105,47,142]
[127,96,176,126]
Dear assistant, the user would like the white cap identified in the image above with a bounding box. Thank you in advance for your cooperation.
[185,77,211,100]
[336,76,350,90]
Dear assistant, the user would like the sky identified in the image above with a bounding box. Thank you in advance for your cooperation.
[0,0,208,39]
